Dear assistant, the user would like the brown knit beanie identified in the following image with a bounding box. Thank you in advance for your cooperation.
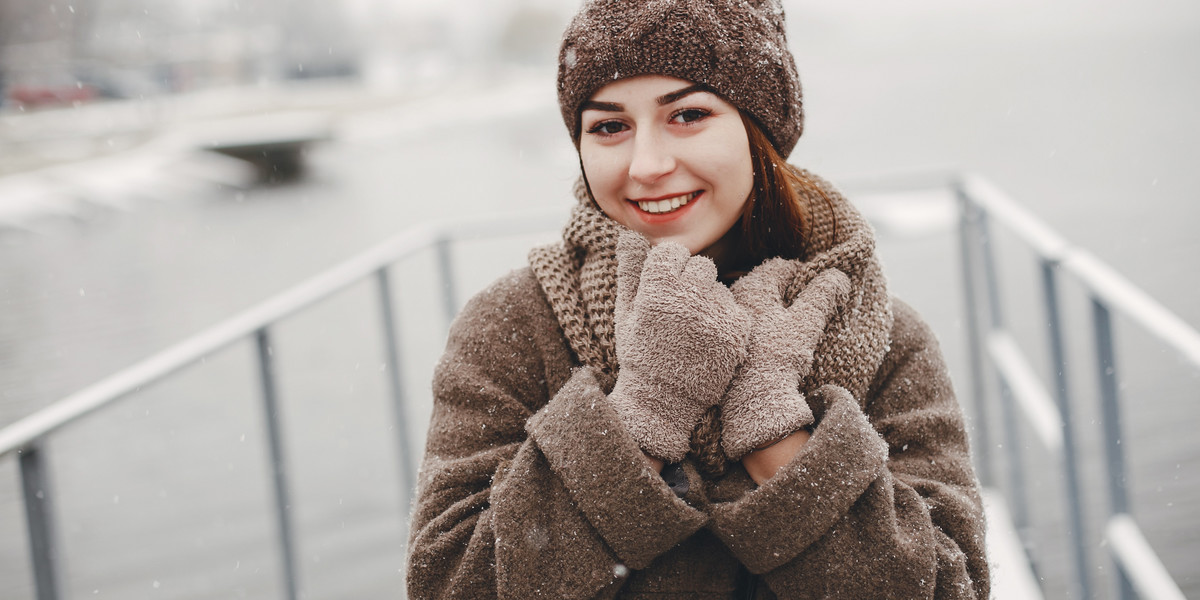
[557,0,804,157]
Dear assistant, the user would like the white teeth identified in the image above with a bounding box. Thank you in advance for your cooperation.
[637,192,695,214]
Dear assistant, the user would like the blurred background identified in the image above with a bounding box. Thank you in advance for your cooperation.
[1,0,1197,598]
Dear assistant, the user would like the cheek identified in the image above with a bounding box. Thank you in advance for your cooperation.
[579,147,623,196]
[688,122,752,198]
[579,147,634,225]
[699,148,753,209]
[734,155,754,203]
[726,137,754,208]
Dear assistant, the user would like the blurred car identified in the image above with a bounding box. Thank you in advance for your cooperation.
[7,81,99,109]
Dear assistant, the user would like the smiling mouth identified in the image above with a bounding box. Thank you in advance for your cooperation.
[631,191,701,214]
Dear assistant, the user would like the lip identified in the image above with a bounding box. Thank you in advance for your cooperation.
[626,190,703,224]
[628,190,699,203]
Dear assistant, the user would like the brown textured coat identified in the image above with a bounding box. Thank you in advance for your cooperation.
[406,267,989,599]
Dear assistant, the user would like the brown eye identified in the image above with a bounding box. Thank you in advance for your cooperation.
[586,120,629,136]
[672,108,711,124]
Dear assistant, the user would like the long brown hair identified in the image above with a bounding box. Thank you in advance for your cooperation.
[723,111,837,278]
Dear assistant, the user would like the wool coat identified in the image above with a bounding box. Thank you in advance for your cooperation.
[406,266,989,599]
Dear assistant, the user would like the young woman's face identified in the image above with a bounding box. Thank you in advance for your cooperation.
[579,75,753,257]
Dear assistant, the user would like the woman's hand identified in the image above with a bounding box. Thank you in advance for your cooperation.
[742,428,812,485]
[608,231,751,463]
[720,261,850,460]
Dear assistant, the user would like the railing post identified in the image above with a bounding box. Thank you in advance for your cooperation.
[955,181,994,488]
[376,268,417,522]
[19,442,63,600]
[969,197,1057,584]
[434,235,459,330]
[255,328,299,600]
[1040,260,1093,600]
[975,208,1032,536]
[1092,299,1137,600]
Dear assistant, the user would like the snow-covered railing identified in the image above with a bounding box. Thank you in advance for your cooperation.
[0,209,564,600]
[956,172,1192,600]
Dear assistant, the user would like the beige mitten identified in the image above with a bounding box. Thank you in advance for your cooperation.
[609,231,751,463]
[721,260,851,460]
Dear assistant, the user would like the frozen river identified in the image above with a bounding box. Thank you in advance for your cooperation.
[1,1,1198,597]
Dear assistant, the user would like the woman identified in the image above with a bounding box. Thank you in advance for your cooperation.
[407,1,988,598]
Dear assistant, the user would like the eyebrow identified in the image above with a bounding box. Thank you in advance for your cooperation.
[657,84,708,105]
[579,84,712,113]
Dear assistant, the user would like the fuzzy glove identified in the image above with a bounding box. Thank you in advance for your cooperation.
[721,260,851,460]
[609,231,751,463]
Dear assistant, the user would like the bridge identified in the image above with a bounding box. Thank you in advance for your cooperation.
[0,169,1193,598]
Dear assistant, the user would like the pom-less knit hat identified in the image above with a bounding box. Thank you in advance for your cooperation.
[557,0,804,157]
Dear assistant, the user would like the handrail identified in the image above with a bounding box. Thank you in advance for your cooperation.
[1065,250,1200,369]
[957,170,1192,599]
[958,173,1072,260]
[1,205,566,600]
[0,208,565,459]
[0,226,439,458]
[1107,514,1188,600]
[985,331,1063,452]
[959,172,1200,370]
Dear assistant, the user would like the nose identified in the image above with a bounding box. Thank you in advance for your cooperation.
[627,130,675,185]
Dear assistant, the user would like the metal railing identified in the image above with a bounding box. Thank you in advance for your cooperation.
[957,172,1193,600]
[0,209,564,600]
[2,172,1195,599]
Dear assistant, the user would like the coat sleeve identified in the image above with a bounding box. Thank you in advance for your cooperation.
[405,271,707,600]
[708,301,989,599]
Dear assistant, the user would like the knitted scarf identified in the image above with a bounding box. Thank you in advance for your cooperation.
[529,172,892,472]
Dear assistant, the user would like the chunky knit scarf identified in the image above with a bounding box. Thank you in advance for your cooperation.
[529,172,892,471]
